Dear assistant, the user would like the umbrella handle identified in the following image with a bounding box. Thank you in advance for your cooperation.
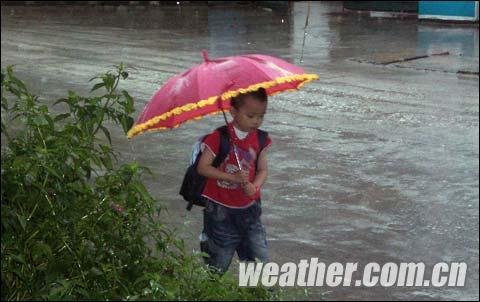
[221,108,229,125]
[221,109,242,171]
[232,144,242,171]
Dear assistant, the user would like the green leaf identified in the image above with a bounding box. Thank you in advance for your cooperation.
[45,114,55,129]
[90,82,105,92]
[99,125,111,144]
[103,73,115,90]
[90,267,103,276]
[101,155,113,170]
[74,287,91,299]
[49,284,66,298]
[16,213,27,230]
[88,75,100,82]
[1,120,7,134]
[40,163,61,179]
[139,165,153,175]
[11,254,27,265]
[126,295,139,301]
[53,98,67,106]
[119,115,135,134]
[132,183,150,200]
[54,113,70,122]
[33,241,53,260]
[122,90,134,114]
[127,116,134,130]
[9,75,28,93]
[33,115,49,126]
[83,165,92,179]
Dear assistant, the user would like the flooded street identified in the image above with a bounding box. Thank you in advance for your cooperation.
[1,2,478,300]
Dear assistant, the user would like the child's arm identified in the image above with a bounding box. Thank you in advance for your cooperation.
[197,148,248,183]
[242,150,268,196]
[253,149,268,189]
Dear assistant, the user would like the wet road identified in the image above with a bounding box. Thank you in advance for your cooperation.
[1,2,478,300]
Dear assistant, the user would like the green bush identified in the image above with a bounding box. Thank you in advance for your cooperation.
[1,65,277,301]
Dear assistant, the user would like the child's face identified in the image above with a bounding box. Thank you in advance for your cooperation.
[231,96,267,133]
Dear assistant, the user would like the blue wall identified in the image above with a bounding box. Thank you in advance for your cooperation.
[419,1,477,17]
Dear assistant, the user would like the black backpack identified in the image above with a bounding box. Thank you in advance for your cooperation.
[179,125,268,211]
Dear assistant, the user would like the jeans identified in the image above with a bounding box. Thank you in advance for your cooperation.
[201,198,269,273]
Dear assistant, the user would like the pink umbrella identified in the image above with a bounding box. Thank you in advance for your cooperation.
[127,50,319,139]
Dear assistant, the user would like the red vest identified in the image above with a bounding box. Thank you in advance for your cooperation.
[201,123,272,208]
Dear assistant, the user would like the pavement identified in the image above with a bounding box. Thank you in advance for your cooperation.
[1,2,478,301]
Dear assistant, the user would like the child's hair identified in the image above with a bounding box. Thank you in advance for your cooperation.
[230,87,268,110]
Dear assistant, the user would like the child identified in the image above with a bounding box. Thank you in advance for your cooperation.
[197,87,272,273]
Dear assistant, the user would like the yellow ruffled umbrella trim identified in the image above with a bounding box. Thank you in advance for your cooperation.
[127,73,319,138]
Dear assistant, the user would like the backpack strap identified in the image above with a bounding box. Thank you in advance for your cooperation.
[255,129,268,171]
[185,127,230,211]
[215,126,268,170]
[212,125,230,168]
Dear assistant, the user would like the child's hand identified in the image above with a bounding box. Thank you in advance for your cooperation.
[233,170,249,184]
[242,182,258,196]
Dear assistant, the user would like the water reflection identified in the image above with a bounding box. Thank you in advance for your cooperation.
[1,2,478,301]
[417,24,479,57]
[206,2,292,58]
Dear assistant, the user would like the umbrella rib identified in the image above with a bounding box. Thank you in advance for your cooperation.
[243,56,273,87]
[240,56,299,94]
[127,53,319,139]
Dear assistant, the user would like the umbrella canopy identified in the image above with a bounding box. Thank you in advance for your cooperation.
[127,51,319,138]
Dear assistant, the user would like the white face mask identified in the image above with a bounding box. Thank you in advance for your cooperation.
[233,125,249,140]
